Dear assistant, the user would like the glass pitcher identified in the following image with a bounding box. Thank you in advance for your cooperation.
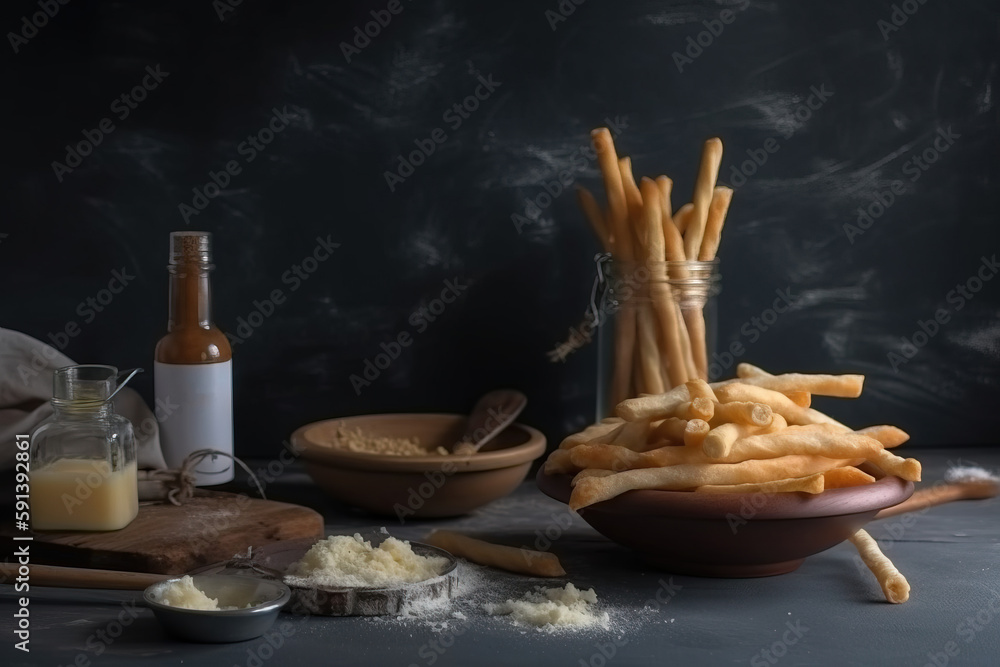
[29,365,139,531]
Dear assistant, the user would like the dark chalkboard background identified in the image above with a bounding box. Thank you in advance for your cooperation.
[3,0,998,454]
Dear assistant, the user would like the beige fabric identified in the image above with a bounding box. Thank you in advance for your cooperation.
[0,327,166,471]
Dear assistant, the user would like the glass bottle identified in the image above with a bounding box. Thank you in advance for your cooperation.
[597,260,721,419]
[154,231,234,485]
[29,365,138,531]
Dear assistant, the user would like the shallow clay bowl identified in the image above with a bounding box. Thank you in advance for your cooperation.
[292,414,546,518]
[536,464,913,578]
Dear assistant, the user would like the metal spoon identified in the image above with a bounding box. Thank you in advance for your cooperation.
[451,389,528,455]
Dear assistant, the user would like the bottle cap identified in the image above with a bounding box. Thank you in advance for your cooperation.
[169,231,212,265]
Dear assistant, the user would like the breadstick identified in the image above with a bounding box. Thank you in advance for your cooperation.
[619,156,643,220]
[656,175,674,223]
[673,202,694,235]
[685,379,718,402]
[649,417,688,445]
[616,383,690,421]
[683,419,711,447]
[641,177,688,387]
[822,466,876,488]
[697,473,825,495]
[734,364,848,428]
[425,530,566,578]
[569,454,853,509]
[576,186,612,253]
[848,529,910,603]
[558,418,624,450]
[698,186,733,261]
[591,128,628,248]
[684,137,723,260]
[636,304,666,394]
[592,129,635,407]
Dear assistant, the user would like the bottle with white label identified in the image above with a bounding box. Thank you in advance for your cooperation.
[154,231,234,485]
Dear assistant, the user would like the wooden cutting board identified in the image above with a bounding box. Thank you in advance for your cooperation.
[14,491,324,575]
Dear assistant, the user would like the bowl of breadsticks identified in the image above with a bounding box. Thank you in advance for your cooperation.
[538,364,918,595]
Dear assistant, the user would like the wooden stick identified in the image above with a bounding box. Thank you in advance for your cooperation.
[684,138,724,260]
[874,480,998,519]
[0,563,169,590]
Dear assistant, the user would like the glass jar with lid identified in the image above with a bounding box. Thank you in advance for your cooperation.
[29,365,138,531]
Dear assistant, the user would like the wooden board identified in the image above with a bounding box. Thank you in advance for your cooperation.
[15,492,324,575]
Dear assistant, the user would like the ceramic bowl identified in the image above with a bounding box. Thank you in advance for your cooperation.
[536,464,913,577]
[292,413,546,518]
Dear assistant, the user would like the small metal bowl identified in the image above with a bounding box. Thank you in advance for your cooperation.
[144,574,291,643]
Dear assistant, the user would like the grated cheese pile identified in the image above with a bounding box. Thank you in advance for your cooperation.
[151,575,249,611]
[284,534,449,589]
[325,424,449,456]
[484,583,609,631]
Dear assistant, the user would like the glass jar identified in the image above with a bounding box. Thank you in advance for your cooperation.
[29,365,138,531]
[596,260,721,419]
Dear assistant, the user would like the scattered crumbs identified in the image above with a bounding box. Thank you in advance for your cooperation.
[484,583,610,633]
[321,423,449,456]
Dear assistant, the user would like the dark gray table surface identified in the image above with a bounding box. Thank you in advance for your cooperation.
[3,447,998,667]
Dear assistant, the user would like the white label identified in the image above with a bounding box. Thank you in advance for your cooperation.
[155,360,234,486]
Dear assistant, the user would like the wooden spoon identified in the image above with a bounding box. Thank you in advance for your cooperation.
[451,389,527,455]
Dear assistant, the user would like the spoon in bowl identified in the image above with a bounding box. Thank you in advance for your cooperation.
[451,389,527,456]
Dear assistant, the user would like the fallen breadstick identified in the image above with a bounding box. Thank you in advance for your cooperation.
[425,530,566,578]
[848,529,910,603]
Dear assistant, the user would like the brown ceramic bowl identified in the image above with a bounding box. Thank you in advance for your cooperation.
[292,414,546,518]
[536,464,913,577]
